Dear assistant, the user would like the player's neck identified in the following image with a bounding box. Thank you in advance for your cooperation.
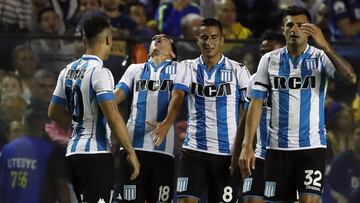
[202,54,222,70]
[85,48,106,61]
[287,43,307,60]
[150,55,170,66]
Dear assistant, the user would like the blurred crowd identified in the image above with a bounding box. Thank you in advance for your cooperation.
[0,0,360,202]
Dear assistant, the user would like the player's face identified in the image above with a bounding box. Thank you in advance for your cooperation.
[149,34,174,58]
[260,40,284,56]
[283,14,309,47]
[197,26,224,59]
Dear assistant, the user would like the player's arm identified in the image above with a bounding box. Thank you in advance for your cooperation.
[301,23,357,85]
[99,99,140,180]
[239,99,263,178]
[48,102,71,128]
[114,88,127,104]
[147,89,185,146]
[113,64,135,104]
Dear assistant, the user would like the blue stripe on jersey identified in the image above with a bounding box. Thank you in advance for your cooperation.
[133,63,150,148]
[116,82,130,95]
[251,90,268,99]
[70,61,88,153]
[51,95,66,106]
[194,64,207,150]
[299,52,313,147]
[97,92,115,102]
[85,69,97,151]
[155,67,171,151]
[319,71,327,145]
[260,109,268,158]
[96,110,107,151]
[235,72,240,126]
[215,67,230,153]
[173,83,190,93]
[278,52,290,148]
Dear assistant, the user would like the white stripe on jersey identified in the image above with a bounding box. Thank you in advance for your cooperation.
[116,60,185,156]
[252,45,335,150]
[52,55,114,156]
[180,55,251,155]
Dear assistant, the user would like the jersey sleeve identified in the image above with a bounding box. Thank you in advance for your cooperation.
[320,50,339,80]
[251,54,271,99]
[50,68,67,106]
[173,61,191,93]
[115,64,136,96]
[91,67,115,103]
[235,63,251,103]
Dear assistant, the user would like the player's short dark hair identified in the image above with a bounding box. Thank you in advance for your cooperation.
[82,15,111,44]
[261,29,286,45]
[283,5,312,23]
[200,18,223,35]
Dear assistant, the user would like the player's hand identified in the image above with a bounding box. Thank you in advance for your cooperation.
[127,152,140,181]
[239,147,255,179]
[300,23,330,51]
[146,121,171,147]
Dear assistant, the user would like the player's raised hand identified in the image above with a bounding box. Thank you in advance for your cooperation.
[239,147,255,179]
[127,152,140,181]
[146,120,171,147]
[301,23,330,51]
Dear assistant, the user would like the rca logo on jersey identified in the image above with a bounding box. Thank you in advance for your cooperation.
[264,181,276,197]
[191,83,231,97]
[177,177,188,192]
[135,80,173,92]
[123,185,136,201]
[273,76,315,90]
[220,69,233,82]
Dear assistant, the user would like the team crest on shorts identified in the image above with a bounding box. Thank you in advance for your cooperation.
[123,185,136,200]
[242,177,253,193]
[177,177,189,192]
[264,181,276,197]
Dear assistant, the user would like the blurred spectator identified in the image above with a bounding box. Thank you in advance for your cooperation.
[0,108,70,203]
[315,2,331,40]
[72,0,100,27]
[214,0,252,39]
[259,29,286,56]
[0,0,32,33]
[279,0,323,21]
[155,0,200,37]
[349,187,360,203]
[328,126,360,202]
[7,120,23,142]
[31,7,75,74]
[195,0,217,18]
[0,95,27,128]
[11,45,39,102]
[176,13,202,61]
[51,0,78,24]
[235,0,281,38]
[0,74,24,100]
[328,0,360,40]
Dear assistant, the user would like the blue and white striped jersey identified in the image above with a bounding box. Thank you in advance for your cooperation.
[179,55,251,155]
[251,44,336,150]
[51,55,114,156]
[116,60,188,157]
[246,74,271,159]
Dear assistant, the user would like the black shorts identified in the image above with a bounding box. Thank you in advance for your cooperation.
[67,153,114,203]
[113,150,175,202]
[241,158,265,199]
[264,148,326,201]
[176,148,239,203]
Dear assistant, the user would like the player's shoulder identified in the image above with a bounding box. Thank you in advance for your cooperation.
[224,57,247,70]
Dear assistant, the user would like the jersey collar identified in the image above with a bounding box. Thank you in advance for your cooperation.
[81,54,103,66]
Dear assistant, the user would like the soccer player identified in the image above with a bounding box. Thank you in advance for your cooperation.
[163,18,250,203]
[48,15,140,203]
[111,33,185,202]
[232,30,285,203]
[239,6,357,203]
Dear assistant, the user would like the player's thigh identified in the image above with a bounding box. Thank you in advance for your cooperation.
[296,148,326,199]
[149,153,175,203]
[208,154,239,203]
[241,158,266,201]
[264,150,297,202]
[176,148,207,200]
[113,150,147,203]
